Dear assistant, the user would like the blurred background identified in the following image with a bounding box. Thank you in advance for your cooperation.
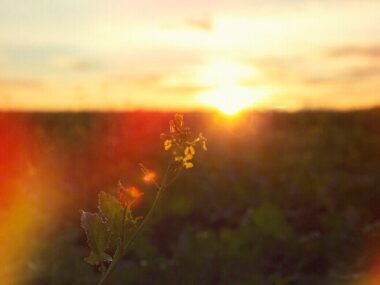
[1,0,380,284]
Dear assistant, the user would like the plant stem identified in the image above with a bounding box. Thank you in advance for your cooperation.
[121,207,128,251]
[163,167,182,188]
[98,162,173,285]
[98,207,128,285]
[98,247,121,285]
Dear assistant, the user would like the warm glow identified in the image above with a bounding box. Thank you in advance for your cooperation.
[199,85,266,115]
[196,59,256,86]
[196,60,268,115]
[118,185,144,209]
[143,171,156,183]
[2,0,380,110]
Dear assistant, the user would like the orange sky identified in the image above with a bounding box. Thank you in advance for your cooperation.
[0,0,380,111]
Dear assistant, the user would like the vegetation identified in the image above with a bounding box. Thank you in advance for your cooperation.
[2,110,380,284]
[80,114,207,284]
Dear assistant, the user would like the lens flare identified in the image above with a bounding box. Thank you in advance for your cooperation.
[118,185,144,208]
[143,171,156,183]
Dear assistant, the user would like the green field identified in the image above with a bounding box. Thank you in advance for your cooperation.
[2,110,380,285]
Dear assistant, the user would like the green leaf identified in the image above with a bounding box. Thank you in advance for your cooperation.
[80,211,110,265]
[84,251,112,266]
[252,205,294,241]
[98,191,124,249]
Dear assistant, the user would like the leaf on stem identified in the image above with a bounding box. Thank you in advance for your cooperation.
[98,191,124,250]
[80,211,112,265]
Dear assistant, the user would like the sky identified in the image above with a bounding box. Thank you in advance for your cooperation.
[0,0,380,111]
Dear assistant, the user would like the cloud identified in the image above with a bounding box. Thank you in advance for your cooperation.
[248,54,380,88]
[247,57,302,83]
[109,73,207,95]
[346,66,380,79]
[301,76,336,85]
[49,56,99,71]
[328,45,380,59]
[0,78,45,109]
[184,16,213,31]
[301,65,380,86]
[0,78,44,89]
[110,74,163,87]
[159,85,208,96]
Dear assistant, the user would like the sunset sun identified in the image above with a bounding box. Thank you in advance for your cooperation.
[196,60,268,115]
[199,85,261,115]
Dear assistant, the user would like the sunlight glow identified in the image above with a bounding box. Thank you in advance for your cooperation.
[143,171,156,183]
[196,59,256,86]
[199,85,268,115]
[196,60,268,115]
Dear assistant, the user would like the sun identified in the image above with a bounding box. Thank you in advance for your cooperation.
[195,59,268,115]
[198,85,263,115]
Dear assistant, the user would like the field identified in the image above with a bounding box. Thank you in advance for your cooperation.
[1,110,380,285]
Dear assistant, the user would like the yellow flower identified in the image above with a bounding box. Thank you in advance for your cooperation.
[185,146,195,156]
[175,155,183,161]
[161,114,207,169]
[183,162,194,169]
[164,139,172,150]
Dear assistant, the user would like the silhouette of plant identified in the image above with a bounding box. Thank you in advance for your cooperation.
[80,114,207,284]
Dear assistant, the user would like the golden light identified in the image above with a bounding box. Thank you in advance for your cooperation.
[143,171,156,183]
[118,185,144,209]
[196,59,255,86]
[195,59,269,115]
[198,85,267,115]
